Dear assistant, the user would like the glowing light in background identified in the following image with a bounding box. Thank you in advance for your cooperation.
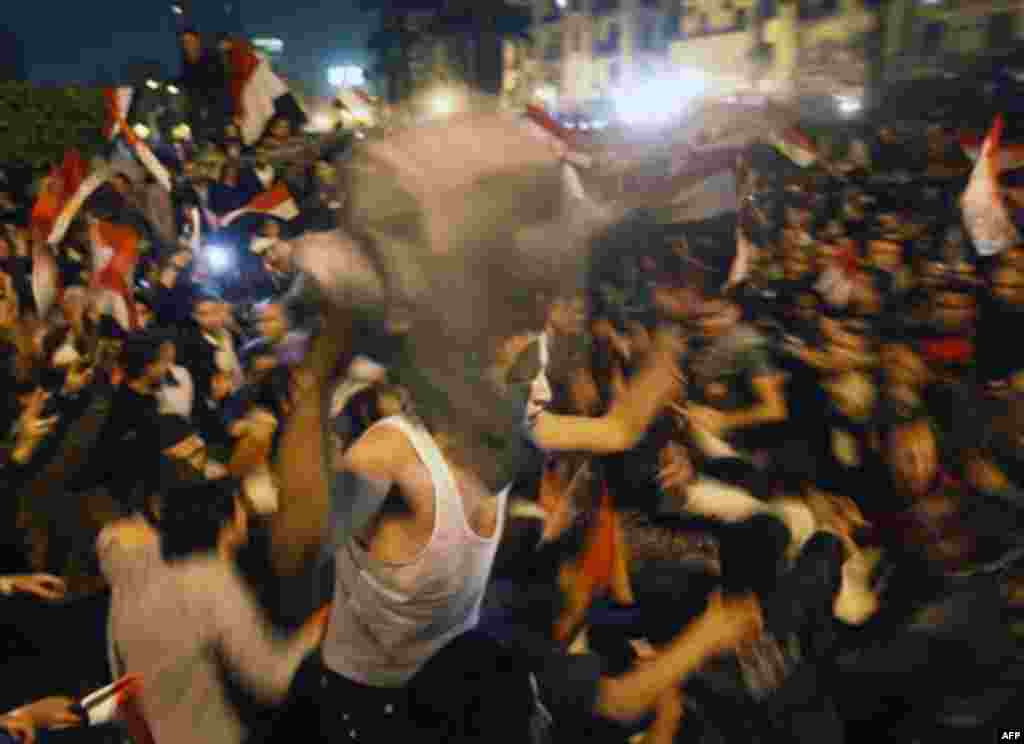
[328,65,366,88]
[206,245,232,274]
[166,84,180,95]
[132,123,151,139]
[613,69,707,127]
[146,79,161,91]
[836,95,863,117]
[171,123,192,141]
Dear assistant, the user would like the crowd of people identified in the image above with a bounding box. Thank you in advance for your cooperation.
[0,27,1023,744]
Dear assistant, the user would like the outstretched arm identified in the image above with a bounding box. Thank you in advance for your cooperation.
[529,328,683,454]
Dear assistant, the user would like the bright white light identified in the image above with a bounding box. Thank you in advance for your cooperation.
[166,84,180,95]
[613,70,707,126]
[837,95,862,117]
[556,0,568,8]
[592,119,608,129]
[171,3,183,15]
[355,131,366,139]
[132,123,151,139]
[253,37,284,54]
[328,65,365,88]
[430,90,457,116]
[206,245,231,273]
[146,79,161,90]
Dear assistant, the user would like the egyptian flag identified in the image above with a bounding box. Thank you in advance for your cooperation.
[90,220,141,330]
[31,150,86,241]
[961,115,1021,257]
[28,150,86,317]
[960,128,1024,171]
[103,87,173,192]
[76,674,154,744]
[227,40,302,145]
[218,182,300,227]
[768,126,819,168]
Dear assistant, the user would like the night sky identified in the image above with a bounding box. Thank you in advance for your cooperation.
[11,1,374,93]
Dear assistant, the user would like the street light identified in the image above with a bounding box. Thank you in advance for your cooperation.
[166,84,180,95]
[146,79,161,91]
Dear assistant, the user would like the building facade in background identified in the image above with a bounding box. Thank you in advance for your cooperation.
[512,0,1024,117]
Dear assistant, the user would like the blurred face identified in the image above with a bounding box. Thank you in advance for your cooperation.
[269,118,291,140]
[867,240,903,273]
[932,290,975,333]
[182,32,202,62]
[992,265,1024,306]
[695,298,740,338]
[547,296,584,336]
[194,300,226,333]
[881,343,929,388]
[889,421,939,497]
[159,340,176,366]
[258,304,287,342]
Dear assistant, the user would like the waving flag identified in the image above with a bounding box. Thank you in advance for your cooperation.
[218,182,300,227]
[227,41,299,145]
[961,115,1021,257]
[28,150,87,316]
[103,87,172,192]
[31,150,87,240]
[90,220,141,330]
[78,674,154,744]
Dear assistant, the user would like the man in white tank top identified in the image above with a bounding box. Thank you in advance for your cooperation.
[269,325,518,743]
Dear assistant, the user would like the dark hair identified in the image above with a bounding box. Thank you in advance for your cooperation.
[158,479,240,561]
[119,332,164,381]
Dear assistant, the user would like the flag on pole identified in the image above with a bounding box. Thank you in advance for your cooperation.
[103,87,173,192]
[218,182,300,227]
[768,127,819,168]
[961,115,1022,257]
[90,220,141,330]
[77,674,154,744]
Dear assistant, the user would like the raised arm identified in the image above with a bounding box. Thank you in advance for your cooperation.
[270,306,352,576]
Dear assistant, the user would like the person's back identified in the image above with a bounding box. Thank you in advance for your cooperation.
[322,414,505,687]
[100,483,321,744]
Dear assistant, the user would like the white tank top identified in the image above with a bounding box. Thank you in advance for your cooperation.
[322,415,506,687]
